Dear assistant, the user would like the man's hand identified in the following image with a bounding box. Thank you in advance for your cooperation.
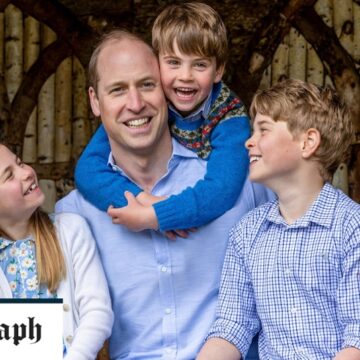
[107,191,159,231]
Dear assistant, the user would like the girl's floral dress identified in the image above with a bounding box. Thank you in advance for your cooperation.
[0,236,56,299]
[0,236,67,356]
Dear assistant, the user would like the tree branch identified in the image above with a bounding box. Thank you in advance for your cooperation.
[7,40,72,154]
[11,0,97,66]
[292,6,360,135]
[230,0,317,107]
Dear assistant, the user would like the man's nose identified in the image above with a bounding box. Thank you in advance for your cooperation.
[127,89,145,113]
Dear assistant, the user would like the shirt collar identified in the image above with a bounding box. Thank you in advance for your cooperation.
[0,235,34,251]
[108,138,199,177]
[266,183,337,228]
[168,87,213,123]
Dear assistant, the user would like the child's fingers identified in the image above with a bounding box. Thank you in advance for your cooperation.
[173,229,189,238]
[164,231,177,240]
[124,191,136,205]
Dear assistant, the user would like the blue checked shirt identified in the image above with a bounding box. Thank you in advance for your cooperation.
[208,183,360,359]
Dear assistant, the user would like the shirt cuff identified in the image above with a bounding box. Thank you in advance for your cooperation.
[343,324,360,350]
[206,318,255,357]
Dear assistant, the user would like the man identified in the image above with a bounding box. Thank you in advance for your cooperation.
[56,30,269,359]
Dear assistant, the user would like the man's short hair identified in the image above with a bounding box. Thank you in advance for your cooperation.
[152,2,228,69]
[88,29,154,92]
[250,78,354,181]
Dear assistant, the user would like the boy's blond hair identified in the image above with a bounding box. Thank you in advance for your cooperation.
[152,2,228,69]
[250,78,354,181]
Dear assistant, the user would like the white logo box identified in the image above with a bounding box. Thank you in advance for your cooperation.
[0,299,63,359]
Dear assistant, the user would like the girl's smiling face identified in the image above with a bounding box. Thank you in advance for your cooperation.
[0,145,44,225]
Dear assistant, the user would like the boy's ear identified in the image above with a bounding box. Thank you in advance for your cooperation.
[214,64,225,83]
[89,87,101,117]
[301,128,321,159]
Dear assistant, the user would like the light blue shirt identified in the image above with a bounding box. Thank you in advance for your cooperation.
[208,183,360,359]
[56,139,270,360]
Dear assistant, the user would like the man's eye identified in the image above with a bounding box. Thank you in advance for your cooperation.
[111,87,125,94]
[142,82,155,89]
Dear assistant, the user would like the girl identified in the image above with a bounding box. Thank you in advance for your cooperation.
[0,143,113,359]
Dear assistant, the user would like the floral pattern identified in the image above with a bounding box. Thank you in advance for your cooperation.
[0,236,57,299]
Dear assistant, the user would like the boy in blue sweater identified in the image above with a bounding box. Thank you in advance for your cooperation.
[197,79,360,359]
[75,2,250,235]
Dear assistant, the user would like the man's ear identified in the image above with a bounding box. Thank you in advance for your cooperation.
[89,86,101,117]
[301,128,321,159]
[214,64,225,83]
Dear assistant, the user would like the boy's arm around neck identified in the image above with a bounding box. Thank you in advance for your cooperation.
[154,116,250,231]
[74,124,142,211]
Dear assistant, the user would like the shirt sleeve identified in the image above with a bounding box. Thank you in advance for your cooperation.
[58,214,114,360]
[154,115,250,231]
[338,211,360,350]
[74,124,142,211]
[207,222,260,356]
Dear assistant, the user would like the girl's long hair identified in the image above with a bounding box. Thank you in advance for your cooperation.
[30,209,66,293]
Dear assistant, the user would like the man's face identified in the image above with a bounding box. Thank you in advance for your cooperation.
[89,38,169,158]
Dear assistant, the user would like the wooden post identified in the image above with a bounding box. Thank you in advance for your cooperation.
[258,65,271,89]
[271,34,289,84]
[333,0,354,56]
[55,57,72,162]
[37,25,56,164]
[39,179,57,213]
[354,2,360,64]
[72,56,90,160]
[23,15,40,162]
[288,27,306,81]
[4,4,23,102]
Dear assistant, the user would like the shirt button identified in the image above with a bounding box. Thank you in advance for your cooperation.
[165,308,172,314]
[63,304,70,312]
[285,268,291,275]
[290,307,297,314]
[161,266,167,272]
[65,335,73,343]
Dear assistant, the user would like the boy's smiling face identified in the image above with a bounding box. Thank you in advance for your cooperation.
[245,113,305,189]
[159,41,224,116]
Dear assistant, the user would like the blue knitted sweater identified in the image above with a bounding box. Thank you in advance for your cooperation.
[75,81,250,231]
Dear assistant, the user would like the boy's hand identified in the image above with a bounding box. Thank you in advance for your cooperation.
[164,228,198,240]
[107,191,159,231]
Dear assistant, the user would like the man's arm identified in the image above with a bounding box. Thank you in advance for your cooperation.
[197,338,241,360]
[334,347,360,360]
